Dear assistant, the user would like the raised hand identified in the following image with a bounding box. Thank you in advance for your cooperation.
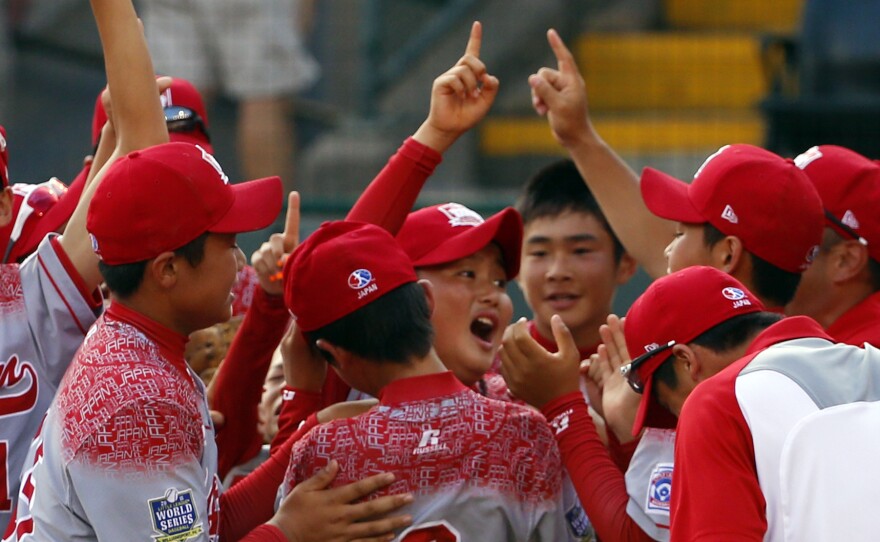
[269,461,414,542]
[413,21,500,153]
[499,315,581,409]
[252,191,300,296]
[529,29,594,148]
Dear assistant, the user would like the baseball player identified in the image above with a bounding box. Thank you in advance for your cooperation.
[787,145,880,346]
[280,220,574,541]
[527,29,824,311]
[0,130,104,528]
[503,265,880,541]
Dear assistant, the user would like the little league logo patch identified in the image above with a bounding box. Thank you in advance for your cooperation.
[645,462,674,515]
[149,488,204,542]
[348,269,374,289]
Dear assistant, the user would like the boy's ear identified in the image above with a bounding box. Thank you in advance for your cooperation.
[418,279,435,317]
[0,187,13,228]
[615,252,638,285]
[148,251,179,289]
[315,339,351,368]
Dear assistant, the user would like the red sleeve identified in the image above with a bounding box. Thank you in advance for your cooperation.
[670,370,766,541]
[542,393,655,542]
[220,415,319,541]
[345,137,442,235]
[607,428,641,473]
[212,288,290,479]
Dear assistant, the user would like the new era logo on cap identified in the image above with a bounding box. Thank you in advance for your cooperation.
[721,205,739,224]
[842,210,860,229]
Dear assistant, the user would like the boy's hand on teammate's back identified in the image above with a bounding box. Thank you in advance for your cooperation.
[499,315,581,409]
[413,21,499,154]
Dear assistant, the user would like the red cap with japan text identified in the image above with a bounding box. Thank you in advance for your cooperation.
[396,203,522,279]
[640,144,824,273]
[283,221,419,332]
[87,142,282,265]
[794,145,880,263]
[624,266,765,436]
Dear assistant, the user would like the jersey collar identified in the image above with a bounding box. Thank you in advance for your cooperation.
[106,301,189,369]
[746,315,833,355]
[379,370,467,405]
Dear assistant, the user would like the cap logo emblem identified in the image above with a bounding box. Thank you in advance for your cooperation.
[794,146,823,169]
[806,245,820,265]
[438,203,484,228]
[197,145,229,185]
[694,145,730,179]
[842,210,860,230]
[643,342,660,353]
[89,233,102,260]
[160,88,172,108]
[722,287,745,300]
[348,268,373,289]
[0,132,6,152]
[721,205,739,224]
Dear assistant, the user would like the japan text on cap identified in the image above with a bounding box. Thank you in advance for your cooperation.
[623,266,765,435]
[284,221,419,332]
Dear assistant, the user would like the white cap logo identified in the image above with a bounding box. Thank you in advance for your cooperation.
[438,203,484,228]
[721,204,739,224]
[197,145,229,185]
[348,269,373,289]
[0,131,6,152]
[643,342,660,353]
[694,145,731,179]
[842,210,860,230]
[722,287,746,301]
[794,146,823,169]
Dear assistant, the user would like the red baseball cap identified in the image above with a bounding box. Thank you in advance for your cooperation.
[0,126,8,188]
[284,221,419,332]
[91,77,213,153]
[641,144,824,273]
[87,142,282,265]
[624,266,765,436]
[794,145,880,263]
[0,179,71,263]
[396,203,523,279]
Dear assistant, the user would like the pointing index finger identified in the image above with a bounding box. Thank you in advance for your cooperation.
[282,191,300,254]
[547,28,577,74]
[464,21,482,58]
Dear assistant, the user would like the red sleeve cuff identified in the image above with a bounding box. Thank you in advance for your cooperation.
[50,235,102,308]
[541,391,587,420]
[400,136,443,166]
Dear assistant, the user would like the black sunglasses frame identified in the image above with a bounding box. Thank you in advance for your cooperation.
[619,340,676,394]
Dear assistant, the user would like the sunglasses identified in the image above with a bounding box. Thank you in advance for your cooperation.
[824,209,868,247]
[619,340,676,394]
[164,106,210,141]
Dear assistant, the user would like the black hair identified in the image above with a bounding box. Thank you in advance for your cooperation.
[651,311,782,392]
[702,223,801,307]
[516,159,625,263]
[99,233,209,299]
[307,281,434,365]
[869,258,880,291]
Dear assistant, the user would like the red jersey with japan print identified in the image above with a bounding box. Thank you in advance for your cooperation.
[280,371,579,541]
[3,302,221,542]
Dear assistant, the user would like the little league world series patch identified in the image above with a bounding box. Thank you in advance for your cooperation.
[646,462,674,515]
[149,488,204,542]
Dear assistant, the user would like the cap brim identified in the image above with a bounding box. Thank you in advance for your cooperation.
[632,376,655,437]
[11,171,87,262]
[210,176,283,233]
[411,207,523,279]
[640,167,705,223]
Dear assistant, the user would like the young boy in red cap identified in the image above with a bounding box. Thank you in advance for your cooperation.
[527,30,823,311]
[502,264,880,541]
[788,144,880,347]
[281,220,572,540]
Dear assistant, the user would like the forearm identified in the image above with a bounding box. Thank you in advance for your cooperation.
[345,137,441,235]
[543,393,655,542]
[565,133,673,279]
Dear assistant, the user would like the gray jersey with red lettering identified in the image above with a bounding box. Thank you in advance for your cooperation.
[0,235,100,529]
[3,307,221,541]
